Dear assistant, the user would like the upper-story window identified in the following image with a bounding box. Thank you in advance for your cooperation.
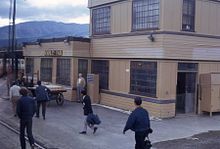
[182,0,195,31]
[92,6,111,35]
[132,0,160,31]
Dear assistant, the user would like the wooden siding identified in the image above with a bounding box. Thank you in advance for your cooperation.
[196,0,220,35]
[161,0,182,31]
[72,41,90,57]
[157,62,177,99]
[100,93,175,118]
[91,34,164,58]
[88,0,120,8]
[162,34,220,60]
[111,2,132,34]
[109,60,130,92]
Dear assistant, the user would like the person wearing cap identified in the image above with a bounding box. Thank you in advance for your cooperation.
[123,97,151,149]
[9,81,21,117]
[76,73,86,102]
[16,87,36,149]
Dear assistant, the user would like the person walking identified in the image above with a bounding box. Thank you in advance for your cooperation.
[76,73,86,102]
[9,81,21,117]
[123,97,151,149]
[79,90,98,134]
[35,81,49,120]
[17,87,36,149]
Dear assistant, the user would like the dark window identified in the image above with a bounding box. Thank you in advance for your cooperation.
[178,63,198,72]
[78,59,88,80]
[91,60,109,90]
[25,58,34,76]
[56,59,71,86]
[130,61,157,97]
[92,6,111,35]
[132,0,160,30]
[182,0,195,31]
[40,58,52,82]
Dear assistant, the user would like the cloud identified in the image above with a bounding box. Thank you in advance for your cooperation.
[0,0,89,27]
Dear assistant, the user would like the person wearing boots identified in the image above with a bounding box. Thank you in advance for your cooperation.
[35,81,49,120]
[123,97,151,149]
[79,90,98,134]
[17,87,36,149]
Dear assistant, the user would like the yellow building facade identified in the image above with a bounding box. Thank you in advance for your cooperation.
[23,0,220,118]
[88,0,220,118]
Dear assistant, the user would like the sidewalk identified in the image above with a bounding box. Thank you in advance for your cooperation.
[1,78,220,148]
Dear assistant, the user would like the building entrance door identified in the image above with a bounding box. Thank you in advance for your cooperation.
[78,59,88,80]
[176,63,198,114]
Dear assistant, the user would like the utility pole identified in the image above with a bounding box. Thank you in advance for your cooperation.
[12,0,17,79]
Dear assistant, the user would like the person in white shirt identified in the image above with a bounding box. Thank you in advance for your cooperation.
[9,81,21,117]
[77,73,86,102]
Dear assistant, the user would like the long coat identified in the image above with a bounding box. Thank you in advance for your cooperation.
[82,95,93,116]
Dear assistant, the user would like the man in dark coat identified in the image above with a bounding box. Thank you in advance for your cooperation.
[35,81,49,120]
[123,97,151,149]
[79,90,98,134]
[17,87,36,149]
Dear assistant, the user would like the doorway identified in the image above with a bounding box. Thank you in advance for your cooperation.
[78,59,88,80]
[176,63,198,114]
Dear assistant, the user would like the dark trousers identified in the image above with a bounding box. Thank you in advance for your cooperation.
[20,119,34,149]
[135,131,147,149]
[36,101,46,118]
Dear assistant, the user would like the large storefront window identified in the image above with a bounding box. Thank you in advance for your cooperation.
[91,60,109,90]
[92,6,111,35]
[56,59,71,86]
[130,61,157,97]
[40,58,52,82]
[25,58,34,76]
[132,0,160,30]
[182,0,195,31]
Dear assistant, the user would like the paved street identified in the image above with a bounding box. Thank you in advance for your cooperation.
[1,78,220,148]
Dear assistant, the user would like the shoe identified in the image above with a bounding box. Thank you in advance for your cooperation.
[43,117,45,120]
[93,127,98,134]
[14,114,17,117]
[79,131,86,134]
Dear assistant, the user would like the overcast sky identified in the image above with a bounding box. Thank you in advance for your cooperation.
[0,0,89,27]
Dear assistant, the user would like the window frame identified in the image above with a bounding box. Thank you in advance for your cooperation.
[91,60,109,90]
[40,58,53,82]
[92,6,111,35]
[25,58,34,76]
[132,0,160,31]
[130,61,157,97]
[56,58,71,86]
[182,0,195,32]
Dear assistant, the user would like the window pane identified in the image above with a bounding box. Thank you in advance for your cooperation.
[91,60,109,90]
[130,61,157,97]
[40,58,52,82]
[92,7,111,35]
[182,0,195,31]
[132,0,160,30]
[56,59,71,86]
[25,58,34,76]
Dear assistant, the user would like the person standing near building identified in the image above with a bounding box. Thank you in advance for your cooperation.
[79,90,98,134]
[35,81,49,120]
[9,81,21,117]
[123,97,151,149]
[77,73,86,102]
[17,87,36,149]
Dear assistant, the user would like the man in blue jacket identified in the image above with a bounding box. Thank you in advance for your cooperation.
[17,87,36,149]
[35,81,49,120]
[123,97,151,149]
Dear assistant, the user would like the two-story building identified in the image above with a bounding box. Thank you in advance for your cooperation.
[88,0,220,118]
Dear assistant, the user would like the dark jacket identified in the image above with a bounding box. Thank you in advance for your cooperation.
[123,107,150,133]
[35,85,49,102]
[17,96,36,120]
[82,95,93,116]
[87,113,101,125]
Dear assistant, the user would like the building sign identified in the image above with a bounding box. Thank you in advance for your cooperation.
[45,50,63,56]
